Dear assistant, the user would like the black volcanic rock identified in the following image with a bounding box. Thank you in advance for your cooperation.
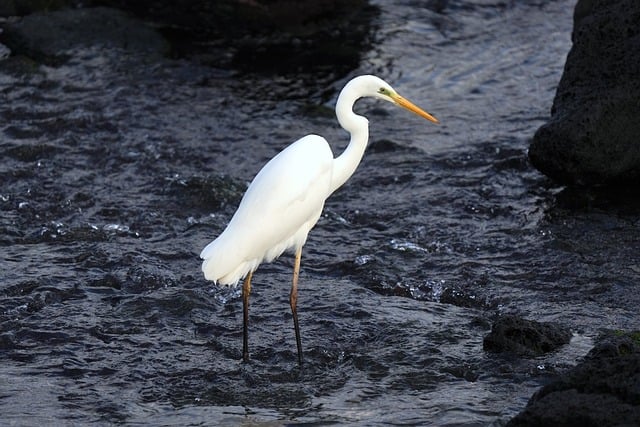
[528,0,640,186]
[91,0,375,73]
[92,0,368,38]
[507,332,640,427]
[483,315,572,357]
[0,1,375,73]
[0,7,169,64]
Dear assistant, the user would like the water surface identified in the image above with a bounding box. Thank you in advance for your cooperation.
[2,0,639,425]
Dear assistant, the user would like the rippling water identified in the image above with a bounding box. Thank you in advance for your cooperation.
[2,0,639,425]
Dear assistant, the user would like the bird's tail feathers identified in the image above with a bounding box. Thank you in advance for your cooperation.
[201,236,258,286]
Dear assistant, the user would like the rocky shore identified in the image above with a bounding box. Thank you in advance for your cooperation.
[529,0,640,186]
[520,2,640,421]
[507,331,640,426]
[0,0,374,73]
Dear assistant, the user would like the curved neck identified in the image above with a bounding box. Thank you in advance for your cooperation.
[329,85,370,194]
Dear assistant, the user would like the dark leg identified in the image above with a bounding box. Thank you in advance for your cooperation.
[242,271,253,362]
[290,248,303,365]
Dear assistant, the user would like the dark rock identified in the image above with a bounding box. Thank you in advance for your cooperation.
[1,1,375,74]
[507,332,640,427]
[89,0,376,73]
[0,0,72,17]
[528,0,640,186]
[483,315,572,356]
[91,0,369,39]
[0,7,169,64]
[165,175,245,213]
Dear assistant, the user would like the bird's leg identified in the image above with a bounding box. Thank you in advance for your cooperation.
[290,248,303,365]
[242,271,253,363]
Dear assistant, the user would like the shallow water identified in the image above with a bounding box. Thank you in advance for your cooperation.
[2,0,639,425]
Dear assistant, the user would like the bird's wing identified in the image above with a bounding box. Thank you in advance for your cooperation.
[230,135,333,245]
[201,135,334,280]
[241,135,332,212]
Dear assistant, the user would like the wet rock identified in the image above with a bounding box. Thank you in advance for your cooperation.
[507,332,640,426]
[0,0,72,17]
[483,315,571,357]
[528,0,640,186]
[0,7,169,64]
[165,175,245,213]
[93,0,368,37]
[91,0,375,73]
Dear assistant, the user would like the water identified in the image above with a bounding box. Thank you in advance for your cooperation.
[2,0,639,425]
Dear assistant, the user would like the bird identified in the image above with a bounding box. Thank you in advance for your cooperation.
[200,75,439,365]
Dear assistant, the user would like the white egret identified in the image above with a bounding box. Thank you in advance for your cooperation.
[201,75,438,364]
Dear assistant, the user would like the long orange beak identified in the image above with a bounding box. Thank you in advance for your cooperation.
[392,94,439,124]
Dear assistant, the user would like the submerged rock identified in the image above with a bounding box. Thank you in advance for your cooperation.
[91,0,376,73]
[528,0,640,186]
[483,315,571,357]
[92,0,368,38]
[0,1,375,73]
[0,0,72,17]
[508,332,640,426]
[0,7,169,64]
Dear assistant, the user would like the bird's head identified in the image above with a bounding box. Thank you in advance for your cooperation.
[370,77,439,124]
[338,75,440,126]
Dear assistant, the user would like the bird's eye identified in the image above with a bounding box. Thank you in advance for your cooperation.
[378,87,390,95]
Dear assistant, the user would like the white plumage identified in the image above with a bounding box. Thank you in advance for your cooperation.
[199,75,438,364]
[200,135,333,285]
